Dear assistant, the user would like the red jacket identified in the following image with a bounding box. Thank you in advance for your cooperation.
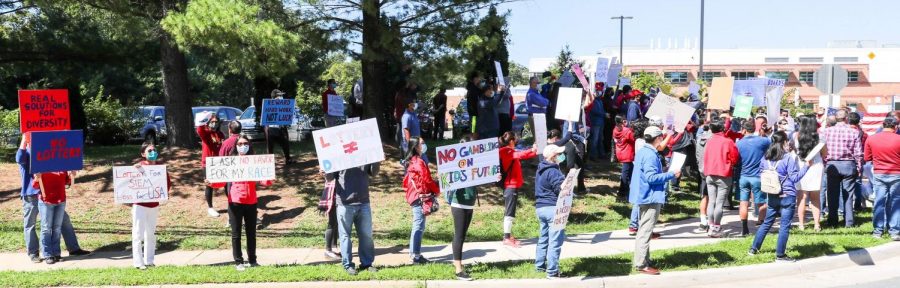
[403,156,440,214]
[500,146,537,188]
[723,118,744,142]
[322,88,336,115]
[864,131,900,174]
[197,126,224,168]
[613,126,635,163]
[135,160,172,208]
[703,133,740,178]
[34,172,70,204]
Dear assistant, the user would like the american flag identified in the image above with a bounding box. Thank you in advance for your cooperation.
[858,104,892,135]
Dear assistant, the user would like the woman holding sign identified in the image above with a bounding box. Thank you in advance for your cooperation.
[402,137,440,264]
[197,113,225,217]
[534,144,568,279]
[129,142,170,270]
[498,132,537,248]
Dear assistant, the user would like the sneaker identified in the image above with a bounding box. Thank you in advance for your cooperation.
[535,267,546,273]
[345,266,358,276]
[873,233,884,239]
[359,265,378,273]
[245,262,260,268]
[456,271,473,281]
[45,257,56,265]
[412,256,431,265]
[651,232,661,240]
[739,231,751,238]
[235,264,246,271]
[208,208,220,217]
[146,264,156,267]
[628,227,638,236]
[68,249,92,256]
[502,237,522,248]
[29,254,41,263]
[748,248,758,256]
[136,265,147,270]
[696,224,709,233]
[546,272,565,280]
[708,226,723,238]
[636,266,660,275]
[891,235,900,241]
[53,256,62,262]
[324,251,340,260]
[775,255,796,263]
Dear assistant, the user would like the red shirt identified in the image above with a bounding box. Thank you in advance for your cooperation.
[322,88,336,114]
[703,133,740,178]
[613,126,635,163]
[864,131,900,175]
[500,146,537,188]
[227,180,273,205]
[723,118,744,142]
[197,126,224,168]
[33,172,70,204]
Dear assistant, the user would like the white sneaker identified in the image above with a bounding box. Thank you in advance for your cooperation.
[235,264,246,271]
[207,208,220,217]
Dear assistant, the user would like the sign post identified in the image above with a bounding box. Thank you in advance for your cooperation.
[814,64,848,108]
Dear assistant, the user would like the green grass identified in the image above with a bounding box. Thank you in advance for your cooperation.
[0,214,888,287]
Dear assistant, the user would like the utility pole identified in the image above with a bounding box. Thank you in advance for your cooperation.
[699,0,705,78]
[610,15,633,65]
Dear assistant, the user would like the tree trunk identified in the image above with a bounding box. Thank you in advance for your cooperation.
[361,0,390,141]
[159,32,195,148]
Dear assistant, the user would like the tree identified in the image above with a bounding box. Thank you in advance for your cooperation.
[630,72,673,96]
[465,6,510,80]
[548,44,585,77]
[507,61,529,86]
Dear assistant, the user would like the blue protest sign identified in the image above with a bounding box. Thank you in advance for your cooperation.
[260,99,296,126]
[30,130,83,174]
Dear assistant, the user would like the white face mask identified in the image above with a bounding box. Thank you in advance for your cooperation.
[421,143,428,154]
[237,145,250,155]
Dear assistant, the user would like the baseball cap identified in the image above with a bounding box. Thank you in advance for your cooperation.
[644,126,663,138]
[271,89,286,97]
[542,144,566,159]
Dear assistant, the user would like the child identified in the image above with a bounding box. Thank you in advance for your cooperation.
[498,132,537,248]
[34,170,73,265]
[130,142,170,270]
[402,137,440,264]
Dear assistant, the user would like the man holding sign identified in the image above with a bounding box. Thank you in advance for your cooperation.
[322,79,342,127]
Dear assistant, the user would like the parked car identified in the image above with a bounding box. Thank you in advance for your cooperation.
[451,99,471,137]
[192,106,242,136]
[237,106,309,142]
[130,106,167,144]
[512,101,529,135]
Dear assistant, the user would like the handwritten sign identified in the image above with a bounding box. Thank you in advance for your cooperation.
[733,96,754,119]
[205,154,276,183]
[18,89,70,133]
[607,64,622,86]
[533,113,547,155]
[260,99,296,126]
[688,81,701,96]
[327,94,344,117]
[551,168,580,231]
[495,61,506,86]
[557,70,576,87]
[554,87,583,122]
[113,165,169,204]
[594,57,610,84]
[313,118,385,172]
[644,93,696,133]
[764,78,785,127]
[708,77,735,110]
[731,79,767,106]
[435,138,501,192]
[30,130,83,174]
[572,64,590,92]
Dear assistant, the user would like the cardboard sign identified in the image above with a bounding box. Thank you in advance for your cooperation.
[313,118,385,173]
[435,138,501,192]
[327,94,344,117]
[644,93,696,133]
[708,77,735,110]
[495,61,506,86]
[30,130,84,174]
[594,57,610,84]
[557,70,576,87]
[18,89,71,133]
[554,87,583,122]
[734,96,754,119]
[533,113,547,155]
[764,78,785,126]
[606,64,622,86]
[113,165,169,204]
[260,99,296,126]
[731,79,767,106]
[572,64,590,92]
[688,81,701,96]
[551,168,580,231]
[205,154,276,183]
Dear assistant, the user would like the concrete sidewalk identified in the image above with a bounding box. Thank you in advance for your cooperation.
[0,211,751,272]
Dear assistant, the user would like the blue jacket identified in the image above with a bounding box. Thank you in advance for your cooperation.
[16,149,40,198]
[629,143,675,205]
[535,159,565,208]
[625,100,641,122]
[759,153,809,197]
[526,87,549,114]
[589,97,606,127]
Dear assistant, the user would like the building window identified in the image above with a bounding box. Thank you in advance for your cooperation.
[699,71,722,83]
[799,57,824,63]
[765,71,789,81]
[834,57,858,63]
[764,57,789,63]
[630,71,654,78]
[731,71,756,80]
[848,71,860,82]
[663,72,688,84]
[799,71,814,82]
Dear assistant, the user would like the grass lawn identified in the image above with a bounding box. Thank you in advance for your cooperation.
[0,212,888,287]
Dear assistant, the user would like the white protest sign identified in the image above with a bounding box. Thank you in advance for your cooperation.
[594,57,610,83]
[645,92,697,133]
[533,113,548,155]
[619,77,631,87]
[435,138,501,192]
[551,168,581,231]
[558,70,576,87]
[668,153,686,173]
[688,81,701,96]
[327,94,344,116]
[731,79,767,106]
[205,154,276,184]
[313,118,385,173]
[606,64,622,86]
[113,165,169,204]
[346,117,360,123]
[495,61,506,86]
[764,78,785,127]
[554,87,583,122]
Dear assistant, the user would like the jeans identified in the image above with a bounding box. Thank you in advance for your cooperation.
[872,174,900,236]
[337,204,375,269]
[228,202,257,264]
[634,204,661,269]
[618,162,634,200]
[38,201,66,258]
[23,196,81,257]
[535,206,565,275]
[409,203,426,259]
[629,204,640,229]
[589,125,606,159]
[751,195,797,257]
[825,161,858,227]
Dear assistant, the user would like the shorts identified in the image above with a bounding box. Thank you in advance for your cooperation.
[503,188,518,217]
[739,176,765,204]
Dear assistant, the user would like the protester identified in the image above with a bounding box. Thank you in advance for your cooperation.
[795,114,824,231]
[821,110,863,228]
[627,119,660,238]
[497,79,514,136]
[526,76,550,137]
[499,132,538,247]
[613,115,635,201]
[551,126,587,194]
[351,79,364,118]
[402,137,441,264]
[631,126,679,275]
[540,71,554,97]
[624,91,642,122]
[219,121,244,157]
[432,88,447,140]
[534,144,568,279]
[848,112,868,210]
[754,114,771,136]
[749,131,809,262]
[401,101,424,162]
[322,79,341,127]
[780,109,796,133]
[327,161,380,275]
[465,72,483,134]
[695,111,715,231]
[736,120,772,236]
[265,89,294,165]
[448,135,477,281]
[196,112,225,217]
[130,142,170,270]
[476,83,503,139]
[34,170,72,265]
[318,175,340,260]
[589,89,608,161]
[703,117,740,237]
[864,118,900,240]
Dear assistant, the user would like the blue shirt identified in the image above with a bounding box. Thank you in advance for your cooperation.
[401,109,420,148]
[526,87,549,114]
[629,143,675,205]
[16,149,39,198]
[759,153,809,197]
[589,97,606,126]
[625,101,641,122]
[736,135,771,177]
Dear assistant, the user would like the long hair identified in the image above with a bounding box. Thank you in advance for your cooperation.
[764,131,789,161]
[231,135,253,156]
[403,137,422,167]
[797,114,819,158]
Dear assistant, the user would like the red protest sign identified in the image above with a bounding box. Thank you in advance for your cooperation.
[18,89,71,133]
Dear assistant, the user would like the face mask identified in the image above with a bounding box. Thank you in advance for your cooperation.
[237,145,250,155]
[147,151,159,161]
[330,83,337,89]
[555,154,566,163]
[479,80,487,89]
[412,103,419,110]
[208,122,219,129]
[421,143,428,154]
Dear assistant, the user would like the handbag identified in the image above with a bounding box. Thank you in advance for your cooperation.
[760,159,785,195]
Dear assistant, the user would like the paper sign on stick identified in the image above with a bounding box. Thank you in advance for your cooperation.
[619,77,631,87]
[733,96,754,119]
[572,64,590,92]
[554,88,583,122]
[113,165,169,204]
[764,78,785,126]
[327,94,344,117]
[260,99,296,126]
[533,113,547,155]
[688,81,701,96]
[313,118,385,173]
[206,154,276,183]
[731,79,767,106]
[644,93,696,133]
[606,64,622,86]
[668,153,686,173]
[346,117,360,123]
[708,77,735,110]
[495,61,506,86]
[594,57,610,83]
[435,138,501,192]
[18,89,70,133]
[30,130,83,174]
[557,70,576,87]
[551,168,580,231]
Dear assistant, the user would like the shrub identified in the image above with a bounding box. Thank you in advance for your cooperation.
[83,87,141,145]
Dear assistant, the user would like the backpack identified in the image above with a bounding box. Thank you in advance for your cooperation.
[495,158,514,189]
[760,159,784,195]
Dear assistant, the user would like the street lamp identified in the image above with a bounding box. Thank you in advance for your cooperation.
[610,15,633,65]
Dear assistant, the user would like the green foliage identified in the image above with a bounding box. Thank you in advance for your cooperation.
[0,108,19,150]
[781,88,813,116]
[294,81,321,118]
[82,86,141,145]
[320,56,361,100]
[630,72,673,96]
[549,44,585,77]
[507,61,530,86]
[466,6,511,79]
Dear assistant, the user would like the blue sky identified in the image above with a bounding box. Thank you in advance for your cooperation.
[500,0,900,64]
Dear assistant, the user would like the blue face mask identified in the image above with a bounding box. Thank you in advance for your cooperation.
[147,151,159,161]
[330,83,337,89]
[421,143,428,154]
[556,154,566,163]
[237,145,250,155]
